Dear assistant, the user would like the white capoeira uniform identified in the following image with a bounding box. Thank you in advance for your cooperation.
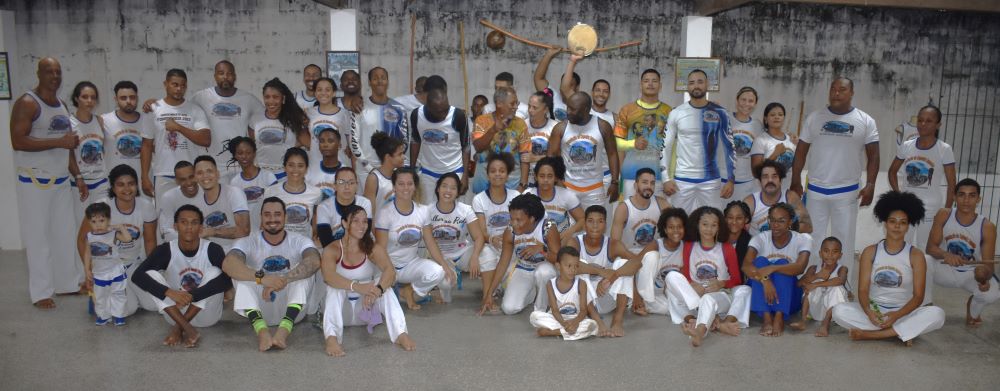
[262,181,323,240]
[351,98,409,190]
[133,240,226,327]
[192,87,262,180]
[662,102,736,214]
[95,196,158,315]
[427,202,479,302]
[526,186,581,233]
[724,113,762,203]
[621,196,667,303]
[804,264,849,321]
[664,243,751,327]
[192,184,249,252]
[576,234,633,314]
[411,106,468,203]
[156,186,201,243]
[749,131,796,193]
[529,276,600,341]
[501,219,558,315]
[232,231,317,326]
[323,245,408,343]
[526,118,557,186]
[895,138,955,250]
[561,115,609,210]
[15,90,81,302]
[295,90,316,111]
[832,241,945,342]
[142,98,210,207]
[591,109,615,128]
[800,107,879,283]
[472,189,519,274]
[747,190,788,236]
[229,169,278,233]
[101,111,144,177]
[375,201,445,297]
[305,106,354,171]
[645,239,684,316]
[933,210,1000,318]
[306,161,341,202]
[316,195,374,242]
[367,169,395,216]
[249,113,297,180]
[71,114,110,221]
[88,230,127,320]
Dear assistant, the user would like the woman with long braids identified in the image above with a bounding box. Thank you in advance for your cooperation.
[250,77,308,180]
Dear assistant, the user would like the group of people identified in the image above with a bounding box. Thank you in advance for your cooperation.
[9,50,995,354]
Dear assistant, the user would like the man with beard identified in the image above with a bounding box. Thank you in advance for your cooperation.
[191,156,250,252]
[337,70,365,114]
[224,197,322,351]
[482,72,529,119]
[132,205,232,348]
[158,161,202,243]
[102,81,144,176]
[190,61,263,180]
[611,168,670,317]
[742,160,811,236]
[351,66,409,186]
[296,64,323,109]
[393,75,427,113]
[547,92,620,210]
[410,75,470,201]
[662,70,735,213]
[615,68,672,200]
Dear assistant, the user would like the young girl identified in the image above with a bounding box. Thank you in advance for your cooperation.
[227,136,278,232]
[263,148,323,241]
[83,202,134,326]
[750,102,797,192]
[250,77,309,180]
[665,206,751,347]
[473,152,521,313]
[638,207,687,318]
[321,205,415,356]
[306,127,345,201]
[306,77,354,170]
[530,247,601,341]
[789,236,849,337]
[526,157,584,243]
[428,173,487,303]
[363,132,406,216]
[727,86,762,202]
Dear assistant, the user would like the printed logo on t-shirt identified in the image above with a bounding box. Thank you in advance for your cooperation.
[312,123,337,138]
[262,255,291,273]
[654,265,680,289]
[820,121,855,136]
[903,157,934,188]
[80,139,104,165]
[116,133,142,158]
[396,226,422,247]
[558,303,578,317]
[179,267,204,292]
[422,128,449,144]
[318,185,335,202]
[90,241,113,257]
[776,150,794,171]
[546,209,569,230]
[944,234,976,261]
[49,115,71,135]
[873,266,902,288]
[432,225,461,243]
[531,134,549,156]
[205,211,229,228]
[488,212,511,229]
[119,224,141,253]
[258,127,286,144]
[733,131,754,157]
[554,108,568,122]
[212,103,242,118]
[765,253,790,264]
[243,186,265,202]
[568,140,596,164]
[514,240,546,265]
[632,221,656,247]
[286,204,310,224]
[629,114,658,141]
[702,110,721,123]
[331,224,346,241]
[694,260,719,281]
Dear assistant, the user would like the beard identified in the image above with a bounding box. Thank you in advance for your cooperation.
[640,189,653,199]
[263,226,283,235]
[689,88,706,99]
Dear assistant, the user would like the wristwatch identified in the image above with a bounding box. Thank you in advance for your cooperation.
[761,274,770,281]
[255,270,265,285]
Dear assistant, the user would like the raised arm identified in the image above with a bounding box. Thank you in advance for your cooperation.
[533,47,561,91]
[560,55,582,99]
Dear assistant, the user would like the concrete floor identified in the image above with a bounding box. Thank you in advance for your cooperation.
[1,250,998,391]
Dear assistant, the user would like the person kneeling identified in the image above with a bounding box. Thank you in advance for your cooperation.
[530,247,601,340]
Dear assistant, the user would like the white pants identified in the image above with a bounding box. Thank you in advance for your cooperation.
[123,262,159,316]
[634,251,663,304]
[92,268,128,319]
[306,272,326,315]
[529,311,599,341]
[582,258,634,314]
[439,251,478,303]
[569,183,608,211]
[806,286,849,321]
[234,278,312,326]
[831,302,945,342]
[141,270,223,328]
[722,180,758,205]
[17,179,81,303]
[665,271,751,328]
[670,179,722,214]
[501,263,558,315]
[323,286,408,343]
[395,258,445,297]
[806,189,859,283]
[934,263,1000,318]
[418,170,463,206]
[478,246,501,273]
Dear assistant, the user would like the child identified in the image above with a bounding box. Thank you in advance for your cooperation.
[83,202,134,326]
[529,247,602,340]
[789,236,849,337]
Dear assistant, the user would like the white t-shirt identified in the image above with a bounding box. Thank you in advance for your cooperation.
[591,109,615,128]
[426,202,478,260]
[526,118,558,184]
[412,106,468,174]
[688,242,731,284]
[526,186,580,233]
[316,195,373,242]
[548,84,567,121]
[295,91,316,110]
[263,182,323,239]
[193,184,250,251]
[157,186,201,242]
[473,188,520,251]
[727,113,763,184]
[750,131,796,178]
[654,240,683,290]
[15,91,71,177]
[96,196,156,265]
[101,111,144,176]
[663,101,735,182]
[142,99,210,177]
[192,87,262,168]
[250,113,297,173]
[367,169,395,213]
[393,94,422,113]
[895,138,955,209]
[72,114,107,181]
[229,169,278,233]
[232,231,317,275]
[620,197,663,253]
[800,107,879,190]
[305,106,353,170]
[352,98,409,170]
[748,231,813,270]
[374,201,429,268]
[88,230,120,276]
[305,162,342,202]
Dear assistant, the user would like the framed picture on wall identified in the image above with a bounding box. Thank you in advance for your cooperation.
[674,57,722,92]
[0,52,10,100]
[327,51,360,83]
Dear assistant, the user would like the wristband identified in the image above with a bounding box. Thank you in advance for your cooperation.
[349,280,356,292]
[376,284,385,294]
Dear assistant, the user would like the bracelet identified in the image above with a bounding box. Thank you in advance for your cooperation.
[349,280,355,292]
[376,284,384,294]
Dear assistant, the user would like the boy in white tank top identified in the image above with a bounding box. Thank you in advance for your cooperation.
[789,236,849,337]
[529,247,601,340]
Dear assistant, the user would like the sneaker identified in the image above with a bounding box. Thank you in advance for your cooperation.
[95,317,109,326]
[113,317,126,326]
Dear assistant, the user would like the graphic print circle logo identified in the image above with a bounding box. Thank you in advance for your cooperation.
[873,269,901,288]
[568,140,595,164]
[286,205,309,224]
[262,256,291,273]
[80,140,103,164]
[397,228,422,247]
[117,135,142,158]
[904,161,932,187]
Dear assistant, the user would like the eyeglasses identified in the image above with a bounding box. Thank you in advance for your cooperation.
[335,180,357,186]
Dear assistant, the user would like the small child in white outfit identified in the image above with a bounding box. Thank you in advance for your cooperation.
[83,202,134,326]
[790,236,849,337]
[529,247,603,340]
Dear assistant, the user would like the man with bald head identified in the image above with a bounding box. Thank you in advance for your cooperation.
[10,58,83,308]
[191,60,263,180]
[548,91,620,210]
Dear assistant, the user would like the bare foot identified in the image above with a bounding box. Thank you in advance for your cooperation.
[788,320,807,331]
[759,325,773,337]
[272,327,290,349]
[709,317,720,332]
[718,320,741,336]
[771,313,785,337]
[905,339,914,347]
[597,325,610,337]
[632,297,648,316]
[33,298,56,309]
[257,329,274,352]
[814,325,830,337]
[400,285,422,310]
[966,296,984,328]
[325,336,345,357]
[690,325,705,347]
[848,328,863,340]
[183,329,200,348]
[433,290,445,305]
[396,333,416,351]
[163,326,183,346]
[537,328,561,337]
[610,321,625,337]
[681,319,696,338]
